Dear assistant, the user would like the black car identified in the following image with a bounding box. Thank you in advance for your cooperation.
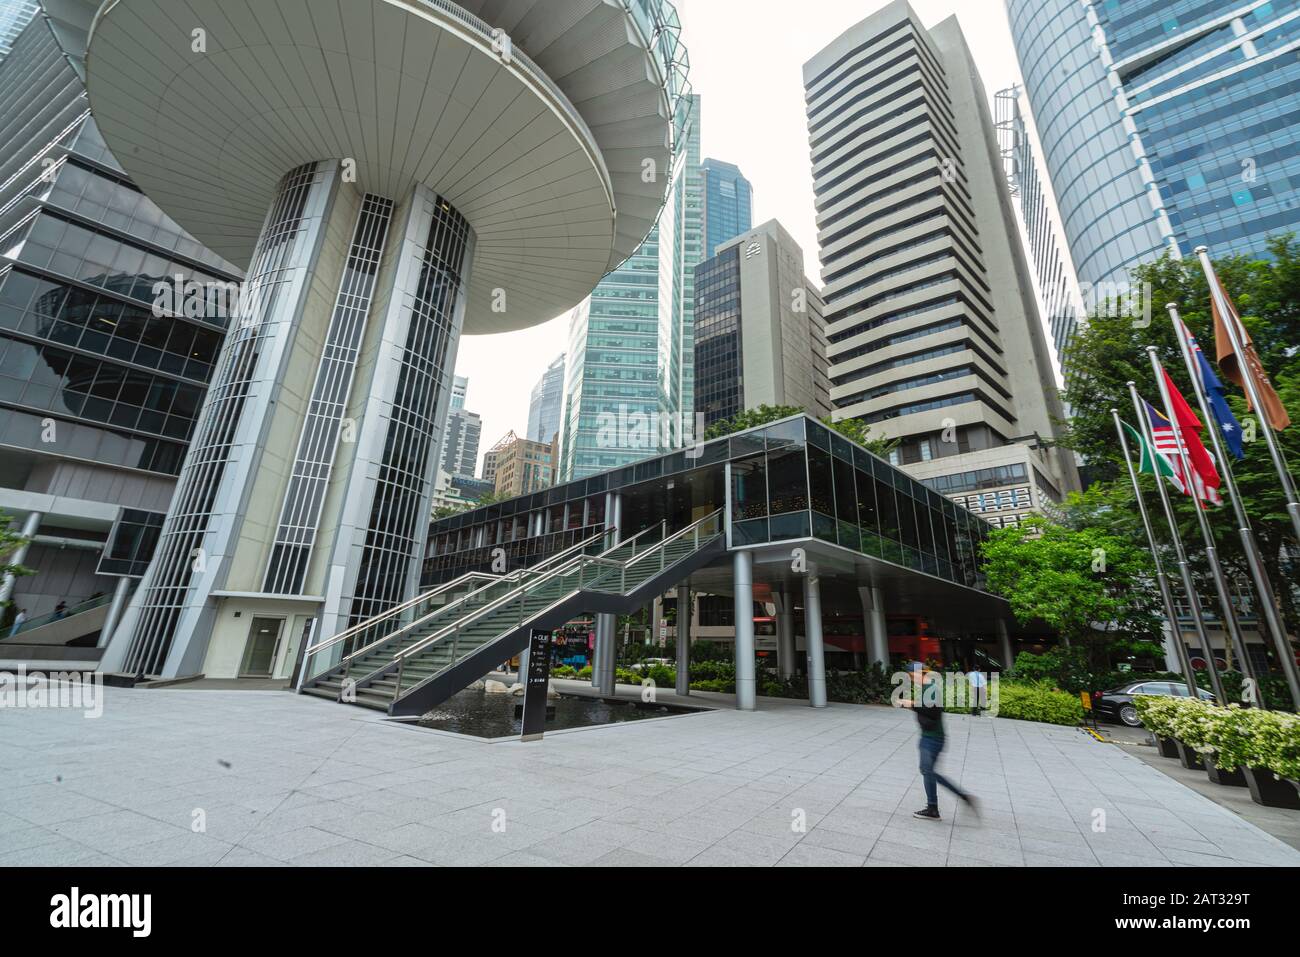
[1092,680,1215,727]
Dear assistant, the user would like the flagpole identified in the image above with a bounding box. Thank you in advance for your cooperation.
[1112,408,1200,693]
[1147,346,1255,694]
[1168,303,1300,709]
[1195,245,1300,544]
[1128,381,1226,701]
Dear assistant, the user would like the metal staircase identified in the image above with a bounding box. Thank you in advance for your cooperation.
[299,510,724,717]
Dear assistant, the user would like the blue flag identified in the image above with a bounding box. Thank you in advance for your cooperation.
[1196,346,1245,460]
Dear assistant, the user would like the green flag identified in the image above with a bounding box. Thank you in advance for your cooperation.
[1121,419,1177,482]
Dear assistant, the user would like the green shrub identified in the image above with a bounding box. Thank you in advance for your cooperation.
[994,681,1084,726]
[689,678,735,693]
[552,665,577,678]
[1135,697,1300,777]
[576,665,593,680]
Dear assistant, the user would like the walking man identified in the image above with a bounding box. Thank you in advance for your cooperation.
[900,662,977,821]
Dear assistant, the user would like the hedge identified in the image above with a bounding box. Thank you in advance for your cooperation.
[1133,696,1300,779]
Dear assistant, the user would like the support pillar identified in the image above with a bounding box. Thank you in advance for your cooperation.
[1160,621,1182,674]
[859,585,888,670]
[774,590,796,679]
[675,583,691,696]
[0,511,41,606]
[996,619,1015,670]
[593,613,615,693]
[733,550,756,711]
[97,576,134,649]
[804,569,827,709]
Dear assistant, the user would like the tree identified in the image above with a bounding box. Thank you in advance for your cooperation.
[980,514,1164,672]
[0,511,34,611]
[821,415,900,459]
[1060,238,1300,632]
[703,404,804,440]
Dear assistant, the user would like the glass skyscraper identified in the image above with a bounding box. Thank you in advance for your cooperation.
[559,94,707,481]
[526,354,565,444]
[1007,0,1300,357]
[701,158,753,258]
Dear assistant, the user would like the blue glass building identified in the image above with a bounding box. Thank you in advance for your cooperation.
[700,158,753,258]
[1007,0,1300,354]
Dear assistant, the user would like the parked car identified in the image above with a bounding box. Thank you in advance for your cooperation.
[1092,680,1215,727]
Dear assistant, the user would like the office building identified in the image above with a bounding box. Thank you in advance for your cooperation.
[37,0,691,679]
[694,219,831,428]
[0,14,240,655]
[439,408,482,480]
[804,0,1078,529]
[484,431,553,498]
[1006,0,1300,358]
[701,158,753,258]
[558,93,705,482]
[526,354,565,444]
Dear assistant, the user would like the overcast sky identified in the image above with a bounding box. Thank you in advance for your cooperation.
[454,0,1028,472]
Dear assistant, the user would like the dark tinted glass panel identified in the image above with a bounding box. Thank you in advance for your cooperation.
[767,446,808,515]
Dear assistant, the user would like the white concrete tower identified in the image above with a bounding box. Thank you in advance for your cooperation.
[46,0,688,677]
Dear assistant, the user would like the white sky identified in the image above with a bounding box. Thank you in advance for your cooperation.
[455,0,1028,473]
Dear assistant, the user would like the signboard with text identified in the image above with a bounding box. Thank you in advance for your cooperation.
[521,629,553,742]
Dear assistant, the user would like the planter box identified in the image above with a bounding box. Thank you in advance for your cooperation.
[1202,752,1246,788]
[1154,735,1179,759]
[1174,739,1204,770]
[1242,766,1300,809]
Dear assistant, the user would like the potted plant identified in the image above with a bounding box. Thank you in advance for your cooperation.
[1240,709,1300,810]
[1133,695,1180,758]
[1165,697,1212,771]
[1199,704,1247,788]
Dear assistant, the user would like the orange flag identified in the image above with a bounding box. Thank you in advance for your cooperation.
[1209,270,1291,430]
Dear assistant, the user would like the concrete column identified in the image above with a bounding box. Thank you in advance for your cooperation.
[0,511,41,606]
[774,590,796,679]
[804,571,827,709]
[593,613,615,692]
[859,585,889,669]
[97,576,134,649]
[1160,621,1182,673]
[517,645,529,685]
[996,619,1015,670]
[733,550,756,711]
[675,583,691,696]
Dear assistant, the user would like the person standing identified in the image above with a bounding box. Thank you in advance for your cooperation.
[901,662,978,821]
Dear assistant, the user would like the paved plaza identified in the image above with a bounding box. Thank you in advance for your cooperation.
[2,684,1299,867]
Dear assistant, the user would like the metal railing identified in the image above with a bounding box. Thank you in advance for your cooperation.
[387,510,724,701]
[3,592,113,640]
[301,529,609,685]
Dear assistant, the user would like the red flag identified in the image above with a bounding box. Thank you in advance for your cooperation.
[1159,371,1222,508]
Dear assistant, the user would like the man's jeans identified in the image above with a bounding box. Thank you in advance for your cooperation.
[918,735,966,808]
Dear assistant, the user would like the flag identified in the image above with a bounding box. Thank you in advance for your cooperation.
[1170,311,1245,459]
[1121,418,1177,485]
[1208,266,1291,430]
[1143,400,1223,507]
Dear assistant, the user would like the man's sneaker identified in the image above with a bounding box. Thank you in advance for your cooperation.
[913,806,941,820]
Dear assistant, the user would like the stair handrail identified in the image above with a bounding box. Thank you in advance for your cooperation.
[305,529,611,668]
[622,509,723,571]
[388,523,670,665]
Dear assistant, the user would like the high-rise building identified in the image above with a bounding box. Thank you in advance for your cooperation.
[526,353,565,444]
[559,93,704,481]
[484,431,553,497]
[448,375,468,412]
[41,0,691,679]
[1006,0,1300,360]
[0,16,240,642]
[700,158,753,258]
[694,220,830,428]
[0,0,38,64]
[804,0,1078,529]
[439,409,482,480]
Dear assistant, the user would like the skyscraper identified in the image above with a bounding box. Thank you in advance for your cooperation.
[0,0,37,64]
[43,0,691,679]
[805,0,1078,529]
[437,375,480,478]
[694,220,830,428]
[701,158,753,258]
[526,354,565,444]
[0,15,239,640]
[559,94,703,481]
[1006,0,1300,359]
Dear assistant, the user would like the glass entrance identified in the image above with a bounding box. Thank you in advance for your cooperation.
[239,617,284,677]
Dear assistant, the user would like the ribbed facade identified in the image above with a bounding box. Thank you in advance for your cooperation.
[805,1,1077,525]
